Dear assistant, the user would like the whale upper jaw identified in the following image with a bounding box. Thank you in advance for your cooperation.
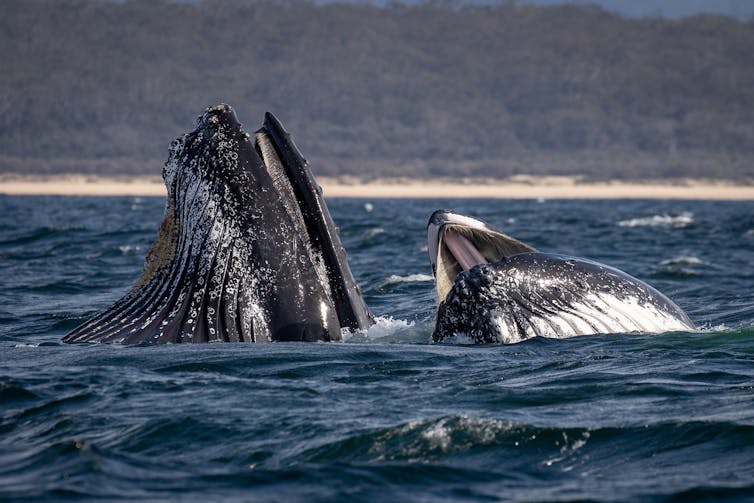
[427,210,536,302]
[64,104,372,344]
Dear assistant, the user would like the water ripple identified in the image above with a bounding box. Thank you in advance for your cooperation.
[1,197,754,501]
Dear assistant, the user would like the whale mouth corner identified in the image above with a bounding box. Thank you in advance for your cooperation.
[427,211,536,302]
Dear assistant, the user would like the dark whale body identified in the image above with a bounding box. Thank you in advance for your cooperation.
[434,253,695,344]
[427,210,695,344]
[64,104,372,343]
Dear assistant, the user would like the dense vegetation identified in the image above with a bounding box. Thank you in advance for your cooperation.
[2,0,754,180]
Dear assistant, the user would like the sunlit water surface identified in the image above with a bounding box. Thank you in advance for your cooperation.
[1,196,753,501]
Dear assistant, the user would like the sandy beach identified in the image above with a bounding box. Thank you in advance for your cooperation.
[1,175,753,200]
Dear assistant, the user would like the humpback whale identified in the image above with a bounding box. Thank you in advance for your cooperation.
[64,104,372,343]
[427,210,695,344]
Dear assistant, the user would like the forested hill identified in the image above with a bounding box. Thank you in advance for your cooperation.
[2,0,754,180]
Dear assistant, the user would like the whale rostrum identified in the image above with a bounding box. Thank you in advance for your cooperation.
[64,104,372,343]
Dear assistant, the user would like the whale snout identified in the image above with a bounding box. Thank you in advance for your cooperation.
[197,103,243,131]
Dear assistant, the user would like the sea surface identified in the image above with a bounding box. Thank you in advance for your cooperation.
[1,195,754,501]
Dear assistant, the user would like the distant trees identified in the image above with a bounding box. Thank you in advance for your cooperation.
[1,0,753,179]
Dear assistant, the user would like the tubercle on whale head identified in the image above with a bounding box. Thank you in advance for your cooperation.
[199,103,240,126]
[160,103,275,240]
[163,104,249,197]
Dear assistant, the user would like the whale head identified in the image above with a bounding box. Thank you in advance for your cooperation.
[64,104,372,343]
[427,210,536,302]
[427,210,694,344]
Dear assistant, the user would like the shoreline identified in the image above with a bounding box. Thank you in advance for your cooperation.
[1,175,754,200]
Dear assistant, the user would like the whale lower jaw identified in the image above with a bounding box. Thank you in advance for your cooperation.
[64,105,372,344]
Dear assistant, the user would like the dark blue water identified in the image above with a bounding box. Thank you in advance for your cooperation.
[1,195,754,501]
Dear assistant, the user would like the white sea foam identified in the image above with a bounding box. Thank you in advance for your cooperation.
[363,202,374,213]
[363,227,385,240]
[419,417,509,452]
[382,273,434,285]
[544,431,591,468]
[374,416,513,459]
[697,322,729,333]
[342,316,424,343]
[364,316,415,337]
[618,211,694,228]
[660,255,704,266]
[659,255,706,276]
[119,245,142,255]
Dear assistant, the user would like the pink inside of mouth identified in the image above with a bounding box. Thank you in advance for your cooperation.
[444,229,488,271]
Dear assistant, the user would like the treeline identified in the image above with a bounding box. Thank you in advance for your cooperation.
[1,0,754,180]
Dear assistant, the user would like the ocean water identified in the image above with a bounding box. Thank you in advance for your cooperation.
[1,195,754,501]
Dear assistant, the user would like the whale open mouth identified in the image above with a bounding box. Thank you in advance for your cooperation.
[427,210,536,302]
[443,229,489,271]
[252,111,373,331]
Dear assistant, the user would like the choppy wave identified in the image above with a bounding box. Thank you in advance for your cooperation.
[362,227,386,240]
[2,197,754,501]
[303,416,515,462]
[658,255,707,275]
[660,255,704,266]
[618,211,694,228]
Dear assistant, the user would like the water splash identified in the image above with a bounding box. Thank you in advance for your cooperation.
[382,273,434,286]
[342,316,428,343]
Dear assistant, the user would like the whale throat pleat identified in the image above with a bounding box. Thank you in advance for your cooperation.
[433,253,695,343]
